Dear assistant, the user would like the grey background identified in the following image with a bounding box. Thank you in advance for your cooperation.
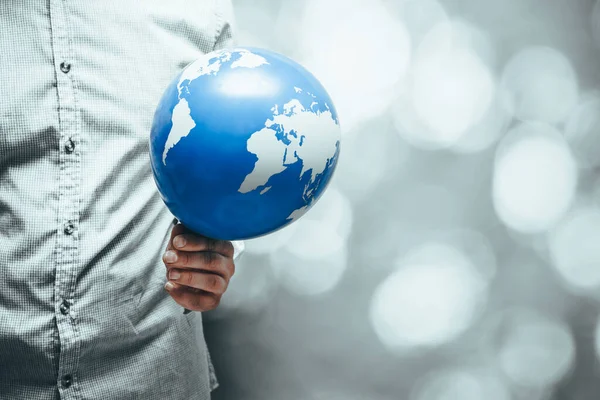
[203,1,600,399]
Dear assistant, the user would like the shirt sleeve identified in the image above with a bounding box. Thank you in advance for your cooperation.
[213,0,236,50]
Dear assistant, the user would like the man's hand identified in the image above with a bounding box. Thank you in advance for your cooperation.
[163,223,235,312]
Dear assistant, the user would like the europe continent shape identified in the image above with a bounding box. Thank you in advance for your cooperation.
[149,47,341,240]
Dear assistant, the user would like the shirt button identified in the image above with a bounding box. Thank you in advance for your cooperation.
[64,222,75,235]
[64,138,75,153]
[60,62,71,74]
[61,375,72,389]
[60,300,70,315]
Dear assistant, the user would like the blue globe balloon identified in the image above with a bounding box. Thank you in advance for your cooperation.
[149,47,341,240]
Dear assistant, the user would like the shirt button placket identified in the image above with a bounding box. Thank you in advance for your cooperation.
[61,374,73,389]
[60,300,70,315]
[50,0,80,396]
[64,221,75,236]
[64,138,75,153]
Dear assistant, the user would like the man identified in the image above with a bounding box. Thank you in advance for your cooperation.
[0,1,241,399]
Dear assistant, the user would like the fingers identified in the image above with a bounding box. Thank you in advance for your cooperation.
[172,233,235,258]
[164,282,221,312]
[167,269,228,294]
[167,222,186,251]
[163,223,236,312]
[163,250,235,279]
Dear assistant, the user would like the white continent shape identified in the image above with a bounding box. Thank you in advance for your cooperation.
[238,94,340,221]
[162,49,269,165]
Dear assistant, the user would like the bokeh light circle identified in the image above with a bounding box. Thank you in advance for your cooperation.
[494,309,575,388]
[370,242,488,351]
[564,92,600,169]
[299,0,411,133]
[493,122,577,233]
[393,20,495,150]
[549,206,600,290]
[501,46,578,124]
[270,219,348,296]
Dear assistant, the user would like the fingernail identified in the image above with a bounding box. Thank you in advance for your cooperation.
[173,235,186,249]
[169,270,181,280]
[164,250,177,263]
[164,282,175,292]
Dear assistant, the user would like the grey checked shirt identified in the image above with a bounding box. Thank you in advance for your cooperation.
[0,1,236,399]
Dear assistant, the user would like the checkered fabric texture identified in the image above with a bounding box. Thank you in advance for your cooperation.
[0,1,236,399]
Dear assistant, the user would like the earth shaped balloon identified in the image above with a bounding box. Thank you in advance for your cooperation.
[149,47,341,240]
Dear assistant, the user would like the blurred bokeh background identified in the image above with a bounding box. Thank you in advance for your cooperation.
[201,0,600,399]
